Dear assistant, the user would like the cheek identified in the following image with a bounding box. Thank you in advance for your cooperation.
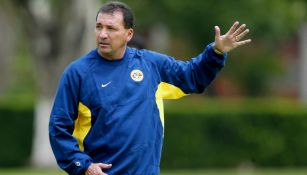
[95,32,99,41]
[113,34,128,44]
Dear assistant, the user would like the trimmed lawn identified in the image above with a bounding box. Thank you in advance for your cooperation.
[162,169,307,175]
[0,168,307,175]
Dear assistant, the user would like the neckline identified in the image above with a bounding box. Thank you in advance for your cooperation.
[95,48,131,65]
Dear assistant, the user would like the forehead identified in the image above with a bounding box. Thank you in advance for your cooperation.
[96,11,124,27]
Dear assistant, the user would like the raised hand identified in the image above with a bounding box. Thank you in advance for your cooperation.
[214,21,251,53]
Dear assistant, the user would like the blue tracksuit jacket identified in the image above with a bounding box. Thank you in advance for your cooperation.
[49,43,227,175]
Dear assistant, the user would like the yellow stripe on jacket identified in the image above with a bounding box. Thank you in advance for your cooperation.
[72,102,92,151]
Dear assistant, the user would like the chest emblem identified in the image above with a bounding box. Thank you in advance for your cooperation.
[130,69,144,82]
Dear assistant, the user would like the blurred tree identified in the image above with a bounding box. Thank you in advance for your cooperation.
[125,0,306,49]
[299,23,307,102]
[9,0,100,167]
[224,49,284,96]
[0,2,16,96]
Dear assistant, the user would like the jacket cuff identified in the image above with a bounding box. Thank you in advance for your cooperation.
[65,156,93,175]
[204,43,227,69]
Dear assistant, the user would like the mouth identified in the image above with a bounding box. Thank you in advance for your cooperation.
[99,41,110,47]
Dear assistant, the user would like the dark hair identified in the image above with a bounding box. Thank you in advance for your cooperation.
[96,1,134,29]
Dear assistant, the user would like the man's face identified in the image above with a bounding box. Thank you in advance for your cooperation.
[95,11,133,60]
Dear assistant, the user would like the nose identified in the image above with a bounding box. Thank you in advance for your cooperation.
[99,28,108,39]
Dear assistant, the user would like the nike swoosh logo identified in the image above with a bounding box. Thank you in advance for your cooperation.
[101,82,111,88]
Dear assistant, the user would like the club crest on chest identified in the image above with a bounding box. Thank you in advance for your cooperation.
[130,69,144,82]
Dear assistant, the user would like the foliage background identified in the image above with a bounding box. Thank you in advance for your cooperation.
[0,0,307,171]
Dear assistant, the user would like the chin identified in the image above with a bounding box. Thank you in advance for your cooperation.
[97,50,106,56]
[99,48,111,54]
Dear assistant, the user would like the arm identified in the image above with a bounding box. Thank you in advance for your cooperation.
[156,43,226,95]
[49,64,92,175]
[156,21,251,95]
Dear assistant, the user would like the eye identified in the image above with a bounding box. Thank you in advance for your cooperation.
[107,26,117,31]
[96,25,102,30]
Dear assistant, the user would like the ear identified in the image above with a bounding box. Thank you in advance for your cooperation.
[126,28,134,42]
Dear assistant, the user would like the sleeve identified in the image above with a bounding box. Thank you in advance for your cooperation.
[155,43,227,94]
[49,64,92,175]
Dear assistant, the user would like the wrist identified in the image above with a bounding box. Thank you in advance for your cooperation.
[213,47,224,55]
[212,43,224,55]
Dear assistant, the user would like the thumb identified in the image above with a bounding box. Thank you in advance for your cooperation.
[97,163,112,169]
[214,26,221,42]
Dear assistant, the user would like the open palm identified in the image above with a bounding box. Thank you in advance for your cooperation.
[214,21,251,53]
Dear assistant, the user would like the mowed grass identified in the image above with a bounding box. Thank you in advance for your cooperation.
[1,168,307,175]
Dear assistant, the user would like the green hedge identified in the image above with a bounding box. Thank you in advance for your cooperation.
[1,97,307,169]
[0,100,33,167]
[161,97,307,169]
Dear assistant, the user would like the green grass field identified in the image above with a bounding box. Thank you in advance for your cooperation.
[1,168,307,175]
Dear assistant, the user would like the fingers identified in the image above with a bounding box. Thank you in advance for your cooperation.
[98,163,112,169]
[226,21,239,35]
[234,39,252,48]
[227,21,251,42]
[235,28,250,42]
[232,24,247,39]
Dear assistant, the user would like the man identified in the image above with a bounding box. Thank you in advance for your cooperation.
[49,1,251,175]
